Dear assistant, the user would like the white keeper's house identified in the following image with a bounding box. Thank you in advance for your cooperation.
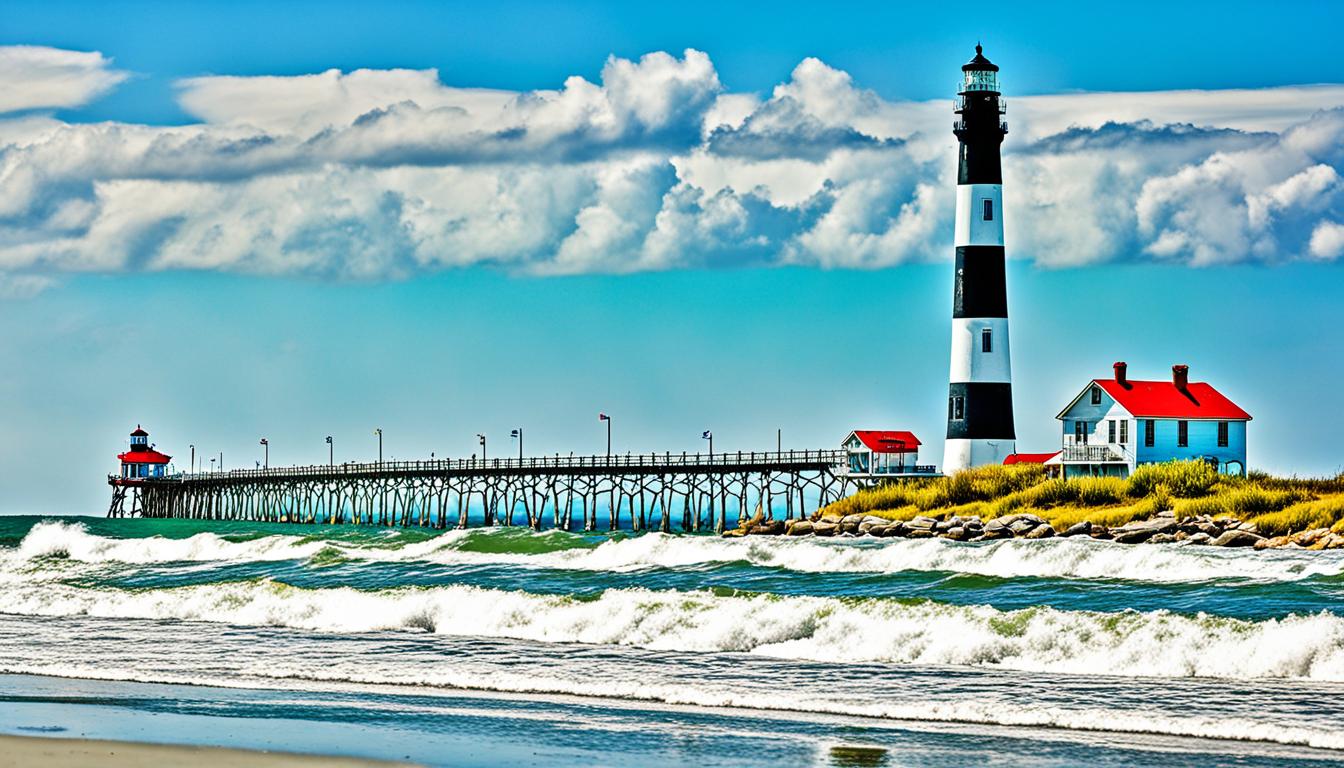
[1055,362,1251,478]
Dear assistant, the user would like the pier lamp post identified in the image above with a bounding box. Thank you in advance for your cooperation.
[511,428,523,460]
[219,452,223,472]
[189,444,195,474]
[702,430,713,458]
[477,433,486,461]
[259,438,269,469]
[777,429,781,453]
[374,428,383,464]
[599,413,611,458]
[209,457,216,473]
[326,435,333,466]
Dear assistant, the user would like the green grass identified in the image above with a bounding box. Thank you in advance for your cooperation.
[819,460,1344,534]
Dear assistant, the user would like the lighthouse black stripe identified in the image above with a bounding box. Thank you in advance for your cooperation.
[952,246,1008,319]
[957,140,1003,185]
[945,382,1016,440]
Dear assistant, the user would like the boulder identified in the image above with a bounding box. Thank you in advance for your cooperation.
[905,528,935,539]
[1183,532,1212,545]
[1147,533,1179,545]
[839,514,866,534]
[1112,517,1178,544]
[978,525,1014,541]
[1293,528,1331,547]
[1235,521,1260,534]
[882,521,908,537]
[1309,532,1344,550]
[748,520,786,536]
[1254,535,1296,550]
[906,516,938,530]
[1211,529,1264,548]
[1008,518,1039,536]
[1024,524,1055,539]
[1113,527,1157,544]
[862,523,890,537]
[1089,525,1113,540]
[818,514,843,525]
[721,528,748,538]
[942,526,968,541]
[812,521,838,537]
[785,520,814,536]
[1156,509,1176,519]
[1061,521,1092,537]
[858,517,889,535]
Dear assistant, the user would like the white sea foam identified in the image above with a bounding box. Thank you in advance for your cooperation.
[12,521,1344,584]
[6,654,1344,751]
[3,580,1343,682]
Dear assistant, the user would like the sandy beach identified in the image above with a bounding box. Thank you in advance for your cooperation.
[0,734,411,768]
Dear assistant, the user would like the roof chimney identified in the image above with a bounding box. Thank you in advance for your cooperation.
[1113,361,1128,387]
[1172,364,1189,392]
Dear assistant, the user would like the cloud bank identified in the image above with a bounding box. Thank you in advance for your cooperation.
[0,46,1341,287]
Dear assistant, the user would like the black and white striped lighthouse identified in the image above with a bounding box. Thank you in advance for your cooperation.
[945,44,1015,472]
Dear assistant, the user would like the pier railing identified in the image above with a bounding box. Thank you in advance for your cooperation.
[159,449,849,484]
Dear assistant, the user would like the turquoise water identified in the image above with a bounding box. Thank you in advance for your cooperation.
[2,515,1344,765]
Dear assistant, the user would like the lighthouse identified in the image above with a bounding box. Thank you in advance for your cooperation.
[944,44,1016,472]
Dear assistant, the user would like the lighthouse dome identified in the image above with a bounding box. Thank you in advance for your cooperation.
[962,44,999,72]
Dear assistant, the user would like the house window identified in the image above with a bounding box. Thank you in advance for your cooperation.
[1144,419,1155,447]
[1090,386,1101,405]
[1074,420,1088,444]
[982,198,994,221]
[1178,420,1189,447]
[1218,421,1229,448]
[1120,420,1129,444]
[981,328,992,353]
[949,396,965,420]
[1108,420,1116,443]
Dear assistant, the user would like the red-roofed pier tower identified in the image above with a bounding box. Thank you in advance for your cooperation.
[108,425,173,517]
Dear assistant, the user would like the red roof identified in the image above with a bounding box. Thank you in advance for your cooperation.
[850,430,921,453]
[130,426,149,437]
[1093,379,1251,420]
[118,449,172,464]
[1004,451,1061,465]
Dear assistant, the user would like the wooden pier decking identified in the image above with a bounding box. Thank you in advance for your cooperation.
[108,450,852,532]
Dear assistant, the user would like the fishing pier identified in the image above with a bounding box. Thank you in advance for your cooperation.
[108,449,853,532]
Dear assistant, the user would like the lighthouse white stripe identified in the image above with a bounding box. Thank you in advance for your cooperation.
[944,438,1016,472]
[954,184,1004,248]
[948,317,1012,383]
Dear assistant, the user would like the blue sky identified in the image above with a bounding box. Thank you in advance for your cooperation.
[1,1,1342,514]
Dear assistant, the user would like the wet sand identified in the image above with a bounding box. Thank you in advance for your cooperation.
[0,734,412,768]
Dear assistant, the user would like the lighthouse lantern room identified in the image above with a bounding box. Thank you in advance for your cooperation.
[117,425,172,480]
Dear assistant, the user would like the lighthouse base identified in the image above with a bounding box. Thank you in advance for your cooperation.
[943,438,1016,474]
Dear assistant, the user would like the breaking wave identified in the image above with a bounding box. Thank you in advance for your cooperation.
[3,579,1343,682]
[11,520,1344,584]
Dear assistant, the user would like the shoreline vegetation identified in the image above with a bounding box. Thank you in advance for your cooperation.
[727,461,1344,549]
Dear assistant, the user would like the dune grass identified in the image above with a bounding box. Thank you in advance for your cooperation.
[819,460,1344,533]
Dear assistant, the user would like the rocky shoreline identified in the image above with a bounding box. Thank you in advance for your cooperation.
[726,510,1344,549]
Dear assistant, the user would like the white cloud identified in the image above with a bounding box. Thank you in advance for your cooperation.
[0,45,1342,281]
[1309,220,1344,260]
[0,46,128,114]
[0,272,54,299]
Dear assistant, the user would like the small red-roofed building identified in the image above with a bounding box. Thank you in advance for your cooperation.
[1003,451,1063,477]
[1055,363,1251,478]
[116,425,173,481]
[841,430,938,477]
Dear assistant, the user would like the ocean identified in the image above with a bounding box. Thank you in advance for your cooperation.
[2,515,1343,766]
